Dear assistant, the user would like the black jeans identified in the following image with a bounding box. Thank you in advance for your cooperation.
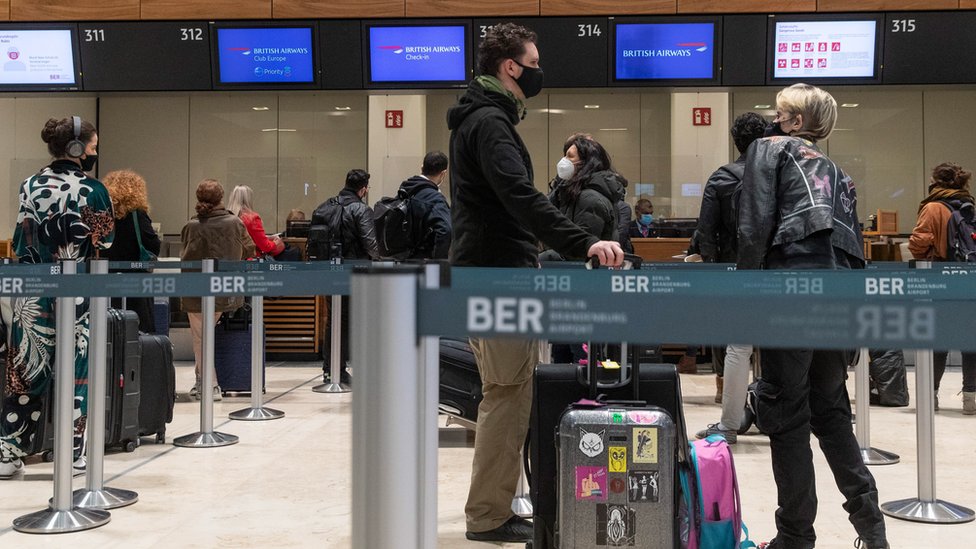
[756,348,887,548]
[933,351,976,393]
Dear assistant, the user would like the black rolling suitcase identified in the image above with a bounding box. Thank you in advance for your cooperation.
[530,345,687,549]
[438,338,482,424]
[138,334,176,443]
[214,312,264,395]
[105,309,142,453]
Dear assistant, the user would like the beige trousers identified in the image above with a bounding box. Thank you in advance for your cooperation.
[464,337,539,533]
[188,312,222,385]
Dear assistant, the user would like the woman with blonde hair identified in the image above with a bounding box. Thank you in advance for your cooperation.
[103,169,161,332]
[227,185,299,260]
[180,179,253,399]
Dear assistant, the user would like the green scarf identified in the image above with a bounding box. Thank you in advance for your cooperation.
[475,75,525,119]
[919,187,975,213]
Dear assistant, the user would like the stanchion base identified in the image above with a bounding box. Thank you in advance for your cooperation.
[70,487,139,510]
[861,447,900,466]
[172,431,239,448]
[881,498,976,524]
[511,496,533,518]
[312,382,350,394]
[13,508,111,534]
[228,407,285,421]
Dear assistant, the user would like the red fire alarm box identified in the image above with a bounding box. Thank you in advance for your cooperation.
[692,107,712,126]
[385,110,404,128]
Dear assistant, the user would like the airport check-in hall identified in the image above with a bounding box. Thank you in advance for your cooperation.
[2,1,976,548]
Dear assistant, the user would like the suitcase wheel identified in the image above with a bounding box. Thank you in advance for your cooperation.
[42,450,54,463]
[123,440,138,453]
[155,432,165,444]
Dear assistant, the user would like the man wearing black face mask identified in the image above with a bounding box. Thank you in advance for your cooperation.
[448,22,623,543]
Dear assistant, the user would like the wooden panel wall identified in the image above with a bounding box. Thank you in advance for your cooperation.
[678,0,815,13]
[817,0,958,10]
[962,0,976,8]
[541,0,676,16]
[11,0,140,20]
[0,0,9,21]
[140,0,272,20]
[406,0,538,17]
[274,0,404,19]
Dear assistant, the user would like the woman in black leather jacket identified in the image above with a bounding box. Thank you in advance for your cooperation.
[739,84,889,549]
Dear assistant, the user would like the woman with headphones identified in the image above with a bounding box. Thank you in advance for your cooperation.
[0,116,114,479]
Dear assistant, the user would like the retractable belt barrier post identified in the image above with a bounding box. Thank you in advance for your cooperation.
[351,265,436,549]
[229,289,284,421]
[174,259,239,448]
[13,260,112,534]
[855,347,900,466]
[882,261,975,524]
[73,259,139,509]
[313,293,348,394]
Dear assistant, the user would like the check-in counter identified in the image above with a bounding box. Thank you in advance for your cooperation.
[630,237,691,262]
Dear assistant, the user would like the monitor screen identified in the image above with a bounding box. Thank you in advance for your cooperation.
[367,25,466,84]
[771,19,878,80]
[0,28,77,87]
[614,22,716,81]
[215,27,315,84]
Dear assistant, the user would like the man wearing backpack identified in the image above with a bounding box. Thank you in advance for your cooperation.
[692,112,767,441]
[310,168,378,385]
[388,151,452,260]
[909,161,976,413]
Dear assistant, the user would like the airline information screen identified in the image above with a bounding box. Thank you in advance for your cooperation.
[0,29,76,87]
[772,20,878,79]
[614,22,716,81]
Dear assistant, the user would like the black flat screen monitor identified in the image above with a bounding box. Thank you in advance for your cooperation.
[364,20,470,89]
[0,24,81,91]
[655,218,698,238]
[212,22,318,89]
[767,13,883,85]
[611,17,721,86]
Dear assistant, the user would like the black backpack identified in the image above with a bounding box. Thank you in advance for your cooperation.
[941,199,976,262]
[308,197,347,260]
[373,188,419,260]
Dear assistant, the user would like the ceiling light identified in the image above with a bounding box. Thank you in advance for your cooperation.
[584,105,600,109]
[841,103,859,108]
[334,106,352,111]
[261,128,298,132]
[261,128,277,132]
[252,106,270,111]
[598,128,628,132]
[754,104,771,109]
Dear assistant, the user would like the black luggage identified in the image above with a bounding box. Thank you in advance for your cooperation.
[153,299,170,336]
[138,334,176,443]
[105,308,142,453]
[438,337,481,425]
[531,346,686,549]
[214,313,263,394]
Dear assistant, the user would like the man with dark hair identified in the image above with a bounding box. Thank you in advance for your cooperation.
[693,111,767,439]
[393,151,452,259]
[447,22,623,543]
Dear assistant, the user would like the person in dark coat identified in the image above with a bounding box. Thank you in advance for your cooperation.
[103,169,162,333]
[628,198,657,238]
[396,151,453,260]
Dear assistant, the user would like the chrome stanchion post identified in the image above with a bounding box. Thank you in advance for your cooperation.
[352,265,432,548]
[14,260,111,533]
[174,258,239,448]
[882,261,974,523]
[855,347,899,466]
[229,291,283,421]
[73,259,138,508]
[313,292,350,393]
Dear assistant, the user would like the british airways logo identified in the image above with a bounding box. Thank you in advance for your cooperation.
[622,42,708,58]
[378,44,462,55]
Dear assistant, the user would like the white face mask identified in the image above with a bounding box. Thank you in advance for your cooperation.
[556,157,576,180]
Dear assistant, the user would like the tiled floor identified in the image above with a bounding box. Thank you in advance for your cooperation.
[1,362,975,548]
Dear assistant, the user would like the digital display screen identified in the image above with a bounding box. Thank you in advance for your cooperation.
[772,20,877,79]
[215,27,314,84]
[368,25,466,83]
[0,29,77,86]
[614,23,716,80]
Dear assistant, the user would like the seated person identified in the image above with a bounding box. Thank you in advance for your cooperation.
[628,198,657,238]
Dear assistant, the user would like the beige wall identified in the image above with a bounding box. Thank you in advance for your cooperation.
[670,92,730,218]
[368,95,426,203]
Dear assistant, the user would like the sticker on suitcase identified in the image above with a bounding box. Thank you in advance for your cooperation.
[632,427,658,464]
[576,466,608,501]
[596,503,637,546]
[608,446,627,473]
[628,470,659,503]
[627,411,658,424]
[579,427,606,457]
[610,477,627,494]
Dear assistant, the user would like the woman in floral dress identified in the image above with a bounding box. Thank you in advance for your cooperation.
[0,116,114,479]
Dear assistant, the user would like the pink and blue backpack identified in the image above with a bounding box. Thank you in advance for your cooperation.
[679,434,755,549]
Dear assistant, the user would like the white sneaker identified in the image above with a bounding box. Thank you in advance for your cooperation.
[188,384,201,400]
[73,456,86,477]
[0,458,24,479]
[213,386,223,402]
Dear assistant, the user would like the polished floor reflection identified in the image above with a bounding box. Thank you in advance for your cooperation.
[0,363,974,548]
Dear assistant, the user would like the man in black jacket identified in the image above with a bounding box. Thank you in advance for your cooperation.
[396,151,452,259]
[448,22,622,543]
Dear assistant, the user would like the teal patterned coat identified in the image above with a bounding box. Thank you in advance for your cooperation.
[0,160,114,461]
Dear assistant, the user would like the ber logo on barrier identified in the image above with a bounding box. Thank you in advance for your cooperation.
[0,277,24,294]
[467,297,544,334]
[211,276,245,293]
[856,305,934,343]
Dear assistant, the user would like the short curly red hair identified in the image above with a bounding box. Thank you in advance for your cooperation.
[102,169,150,219]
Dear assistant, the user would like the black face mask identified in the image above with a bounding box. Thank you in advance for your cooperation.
[513,61,544,99]
[764,119,792,138]
[80,154,98,172]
